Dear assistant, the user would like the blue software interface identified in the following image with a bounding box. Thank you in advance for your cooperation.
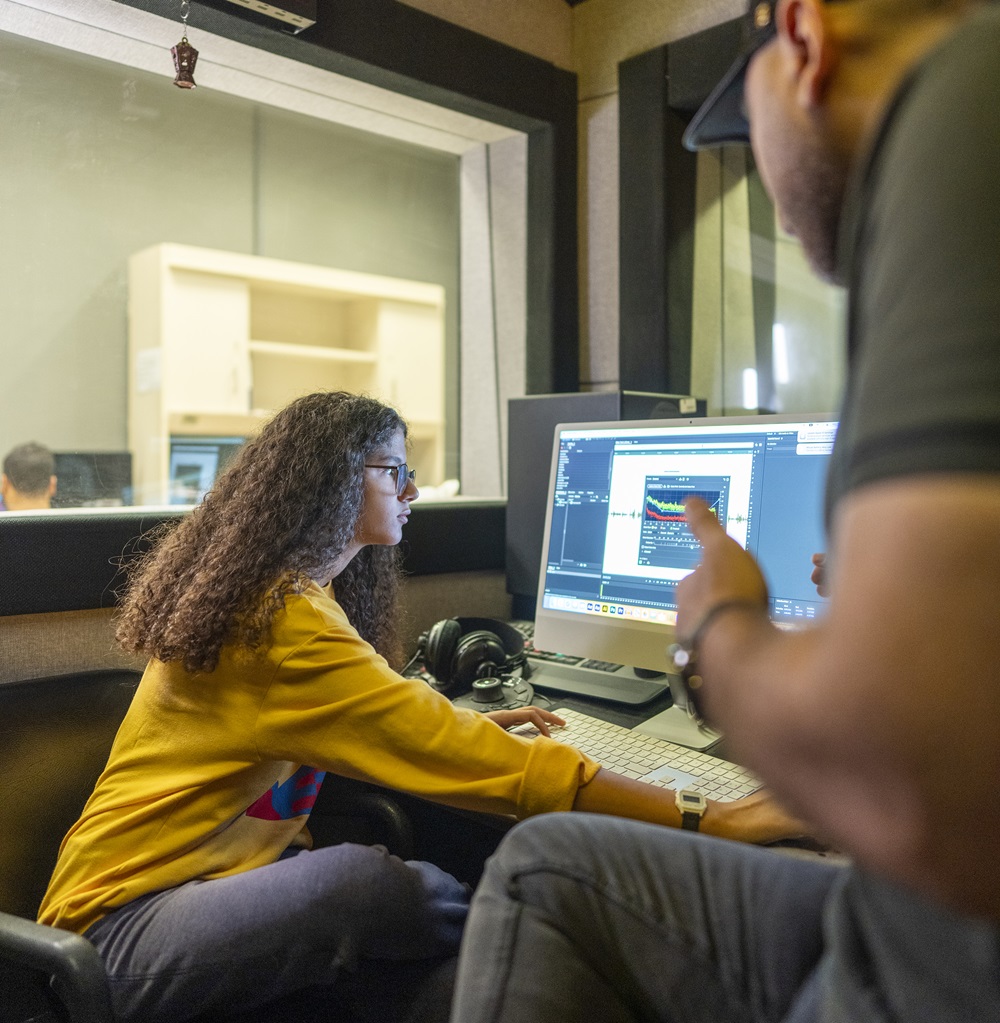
[539,417,837,627]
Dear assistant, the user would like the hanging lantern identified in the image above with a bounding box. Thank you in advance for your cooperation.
[171,1,198,89]
[172,35,198,89]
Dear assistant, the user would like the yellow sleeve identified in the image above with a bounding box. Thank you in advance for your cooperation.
[254,594,599,819]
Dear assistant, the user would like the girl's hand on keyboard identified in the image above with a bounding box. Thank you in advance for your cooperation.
[709,789,809,844]
[486,706,566,737]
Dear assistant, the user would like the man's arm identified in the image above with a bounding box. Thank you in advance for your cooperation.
[679,474,1000,918]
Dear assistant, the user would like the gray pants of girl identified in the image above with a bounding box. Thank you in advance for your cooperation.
[85,843,470,1023]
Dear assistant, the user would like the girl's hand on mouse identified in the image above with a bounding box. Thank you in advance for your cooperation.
[485,706,566,737]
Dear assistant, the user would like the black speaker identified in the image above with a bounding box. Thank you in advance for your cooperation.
[505,391,706,616]
[410,617,528,695]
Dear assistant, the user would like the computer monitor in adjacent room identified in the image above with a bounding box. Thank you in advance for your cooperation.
[532,414,837,745]
[167,435,245,504]
[52,452,133,507]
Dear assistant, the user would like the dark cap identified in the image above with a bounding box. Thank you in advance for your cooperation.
[683,1,780,150]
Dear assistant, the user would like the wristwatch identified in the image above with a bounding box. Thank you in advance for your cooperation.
[670,599,767,726]
[675,788,708,831]
[668,641,706,724]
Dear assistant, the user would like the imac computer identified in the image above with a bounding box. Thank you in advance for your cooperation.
[506,391,706,619]
[531,413,837,747]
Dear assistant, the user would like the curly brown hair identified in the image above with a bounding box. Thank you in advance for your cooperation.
[115,392,408,674]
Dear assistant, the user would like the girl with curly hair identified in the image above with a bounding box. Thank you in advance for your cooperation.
[39,391,801,1023]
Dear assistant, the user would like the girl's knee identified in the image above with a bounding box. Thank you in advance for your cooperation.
[301,844,468,954]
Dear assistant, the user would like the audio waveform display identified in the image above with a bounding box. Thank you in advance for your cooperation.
[644,488,721,523]
[637,477,731,572]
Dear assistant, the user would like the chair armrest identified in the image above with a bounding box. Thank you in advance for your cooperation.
[0,910,113,1023]
[338,790,416,861]
[311,776,417,861]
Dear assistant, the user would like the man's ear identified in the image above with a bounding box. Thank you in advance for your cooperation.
[47,475,57,498]
[775,0,839,110]
[0,473,8,498]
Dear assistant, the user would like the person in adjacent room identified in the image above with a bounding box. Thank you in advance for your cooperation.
[448,2,1000,1021]
[38,390,802,1023]
[1,441,57,510]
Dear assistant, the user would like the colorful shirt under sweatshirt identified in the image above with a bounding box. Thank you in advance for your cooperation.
[39,580,599,934]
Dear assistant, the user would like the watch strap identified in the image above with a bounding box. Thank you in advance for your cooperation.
[680,810,702,831]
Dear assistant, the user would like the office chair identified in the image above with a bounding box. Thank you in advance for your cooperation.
[0,668,414,1023]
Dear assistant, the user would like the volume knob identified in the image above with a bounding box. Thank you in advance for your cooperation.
[471,677,505,703]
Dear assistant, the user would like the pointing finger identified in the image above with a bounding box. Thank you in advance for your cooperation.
[684,496,723,542]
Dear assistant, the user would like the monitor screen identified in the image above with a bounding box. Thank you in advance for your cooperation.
[505,391,705,617]
[533,414,837,680]
[167,436,245,504]
[52,451,133,507]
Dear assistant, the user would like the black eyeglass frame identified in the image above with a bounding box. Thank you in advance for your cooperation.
[364,463,416,496]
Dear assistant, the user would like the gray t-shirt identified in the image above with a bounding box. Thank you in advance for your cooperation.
[822,7,1000,1021]
[826,5,1000,512]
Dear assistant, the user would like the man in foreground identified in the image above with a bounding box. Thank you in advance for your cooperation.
[448,1,1000,1020]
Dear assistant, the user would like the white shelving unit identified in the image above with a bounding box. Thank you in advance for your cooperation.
[128,243,446,504]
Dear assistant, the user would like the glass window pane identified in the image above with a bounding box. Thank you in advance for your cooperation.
[0,23,468,510]
[691,147,845,417]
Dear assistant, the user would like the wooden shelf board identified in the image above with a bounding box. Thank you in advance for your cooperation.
[249,340,377,363]
[166,411,269,436]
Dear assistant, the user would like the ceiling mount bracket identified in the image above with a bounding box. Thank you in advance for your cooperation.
[215,0,316,34]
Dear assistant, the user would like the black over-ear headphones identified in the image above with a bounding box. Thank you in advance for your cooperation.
[404,617,532,709]
[420,617,528,693]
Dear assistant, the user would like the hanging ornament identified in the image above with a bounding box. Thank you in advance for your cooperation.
[171,1,198,89]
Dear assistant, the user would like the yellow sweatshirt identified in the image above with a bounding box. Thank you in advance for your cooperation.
[39,581,598,934]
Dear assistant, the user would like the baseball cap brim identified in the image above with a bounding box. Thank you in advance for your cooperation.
[681,49,755,151]
[683,0,787,151]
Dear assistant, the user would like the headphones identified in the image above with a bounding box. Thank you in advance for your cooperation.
[405,618,533,708]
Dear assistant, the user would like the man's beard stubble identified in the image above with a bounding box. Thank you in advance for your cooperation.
[779,136,851,286]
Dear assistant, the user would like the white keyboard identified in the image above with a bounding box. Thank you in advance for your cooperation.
[512,707,760,802]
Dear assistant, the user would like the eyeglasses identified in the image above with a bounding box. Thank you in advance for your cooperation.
[364,462,416,496]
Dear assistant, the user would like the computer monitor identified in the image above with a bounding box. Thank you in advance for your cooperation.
[506,391,706,618]
[52,452,133,507]
[533,414,837,745]
[167,436,245,505]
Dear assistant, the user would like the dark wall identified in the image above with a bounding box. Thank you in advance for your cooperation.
[0,502,506,618]
[619,17,762,396]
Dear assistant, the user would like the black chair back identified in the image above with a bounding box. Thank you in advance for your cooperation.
[0,670,141,919]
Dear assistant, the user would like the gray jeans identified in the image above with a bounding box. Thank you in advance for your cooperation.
[449,814,844,1023]
[85,843,470,1023]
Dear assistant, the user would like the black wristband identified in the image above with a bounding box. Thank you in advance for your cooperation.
[685,599,765,652]
[670,599,766,723]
